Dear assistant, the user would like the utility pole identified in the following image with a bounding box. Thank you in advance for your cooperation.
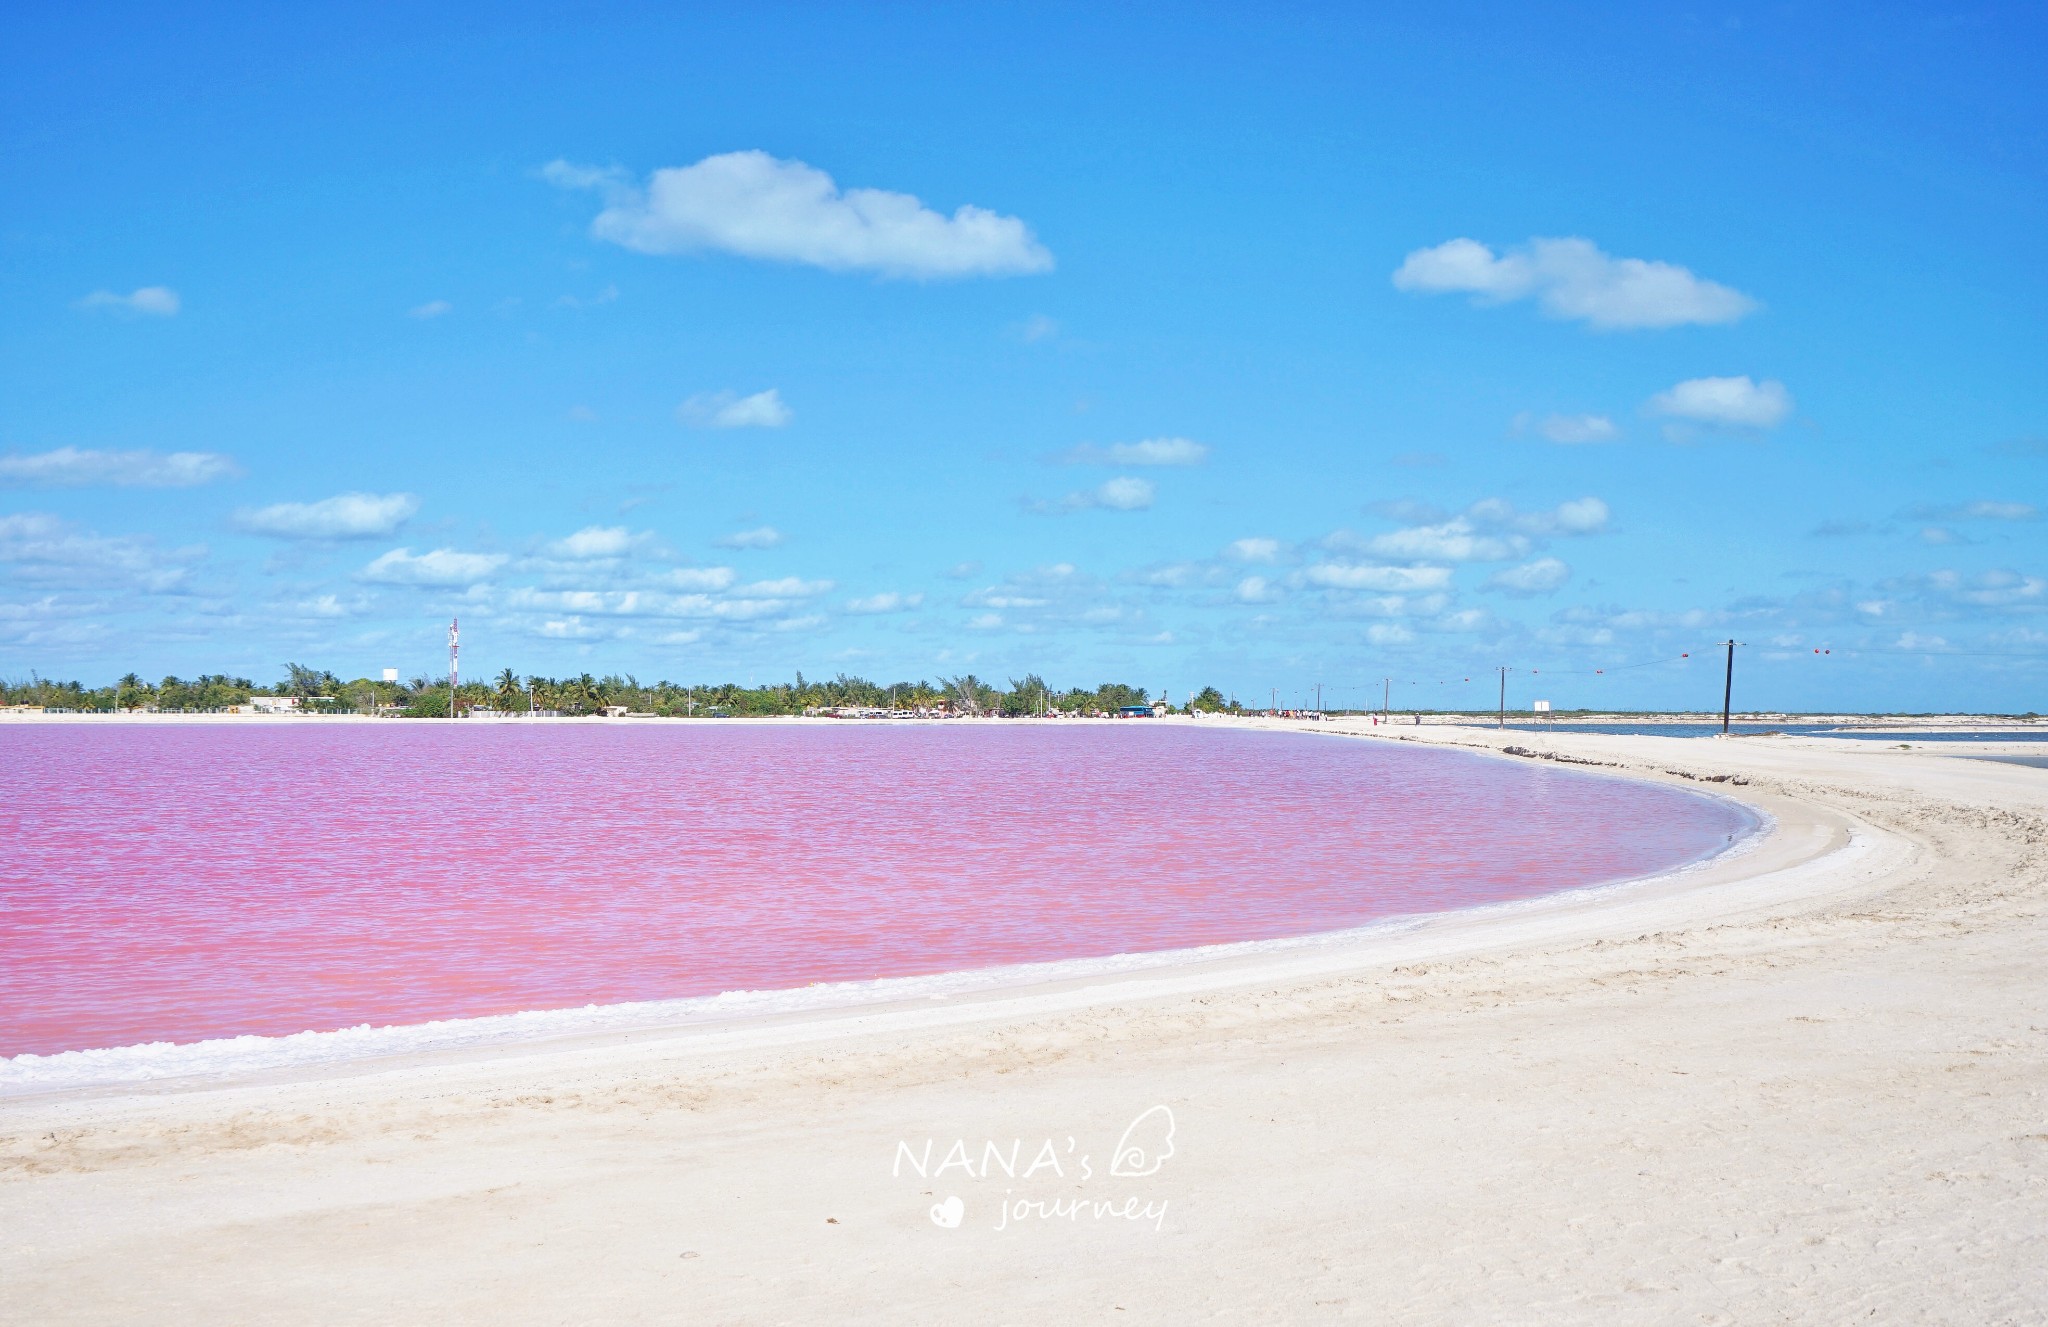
[1720,640,1739,734]
[1383,677,1390,717]
[1498,665,1508,730]
[448,617,459,721]
[1271,687,1277,715]
[1315,682,1322,714]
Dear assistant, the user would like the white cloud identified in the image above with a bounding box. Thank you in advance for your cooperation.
[1912,500,2038,522]
[78,286,180,317]
[1062,476,1156,511]
[1392,237,1756,329]
[1462,496,1609,536]
[409,300,452,319]
[0,512,199,591]
[1649,375,1793,429]
[714,525,784,549]
[236,492,419,540]
[1305,562,1453,592]
[1348,497,1608,569]
[678,388,792,429]
[1018,314,1059,342]
[1487,556,1572,594]
[847,591,923,613]
[667,566,737,591]
[547,525,644,559]
[1553,497,1609,533]
[1234,575,1278,603]
[1366,624,1414,645]
[1534,413,1620,444]
[1096,477,1155,509]
[361,547,508,586]
[967,612,1004,630]
[1369,521,1526,562]
[0,447,239,488]
[1226,537,1282,563]
[1059,437,1209,466]
[737,576,833,598]
[546,150,1054,279]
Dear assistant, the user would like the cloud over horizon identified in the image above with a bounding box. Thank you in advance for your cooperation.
[545,151,1053,280]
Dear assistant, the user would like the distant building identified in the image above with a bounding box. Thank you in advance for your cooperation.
[1117,705,1156,718]
[250,696,300,713]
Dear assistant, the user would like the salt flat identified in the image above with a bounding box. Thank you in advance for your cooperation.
[3,720,2043,1323]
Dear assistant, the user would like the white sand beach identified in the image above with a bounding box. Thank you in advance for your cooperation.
[3,721,2045,1323]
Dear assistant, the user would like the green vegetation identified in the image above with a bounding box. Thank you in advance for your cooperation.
[2,668,1249,718]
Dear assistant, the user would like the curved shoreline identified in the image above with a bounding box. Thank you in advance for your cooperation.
[5,724,2043,1323]
[4,722,1828,1103]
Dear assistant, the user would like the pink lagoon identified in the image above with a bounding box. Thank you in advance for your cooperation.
[0,723,1754,1062]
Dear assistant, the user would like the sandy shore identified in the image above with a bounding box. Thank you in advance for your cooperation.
[4,721,2044,1322]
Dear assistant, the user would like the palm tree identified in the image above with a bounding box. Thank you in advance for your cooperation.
[495,668,520,711]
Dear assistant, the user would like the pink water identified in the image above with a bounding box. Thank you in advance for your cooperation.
[0,724,1753,1057]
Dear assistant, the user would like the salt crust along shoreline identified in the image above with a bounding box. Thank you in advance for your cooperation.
[2,718,2044,1322]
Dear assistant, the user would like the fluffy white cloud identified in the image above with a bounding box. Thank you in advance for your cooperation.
[1649,376,1793,429]
[547,525,645,559]
[1305,562,1453,592]
[78,286,180,317]
[678,388,792,429]
[714,525,784,549]
[1534,413,1620,444]
[409,299,452,319]
[0,447,239,488]
[1059,437,1210,466]
[1393,237,1756,329]
[1226,536,1282,563]
[236,492,419,540]
[1366,624,1414,645]
[361,547,508,586]
[546,151,1053,279]
[1487,556,1572,594]
[847,591,924,613]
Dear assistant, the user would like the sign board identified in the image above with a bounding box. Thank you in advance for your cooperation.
[1533,699,1551,712]
[382,668,399,682]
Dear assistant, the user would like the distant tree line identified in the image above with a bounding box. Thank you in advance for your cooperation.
[2,667,1245,718]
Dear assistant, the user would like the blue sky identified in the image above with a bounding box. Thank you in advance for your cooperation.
[2,3,2043,711]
